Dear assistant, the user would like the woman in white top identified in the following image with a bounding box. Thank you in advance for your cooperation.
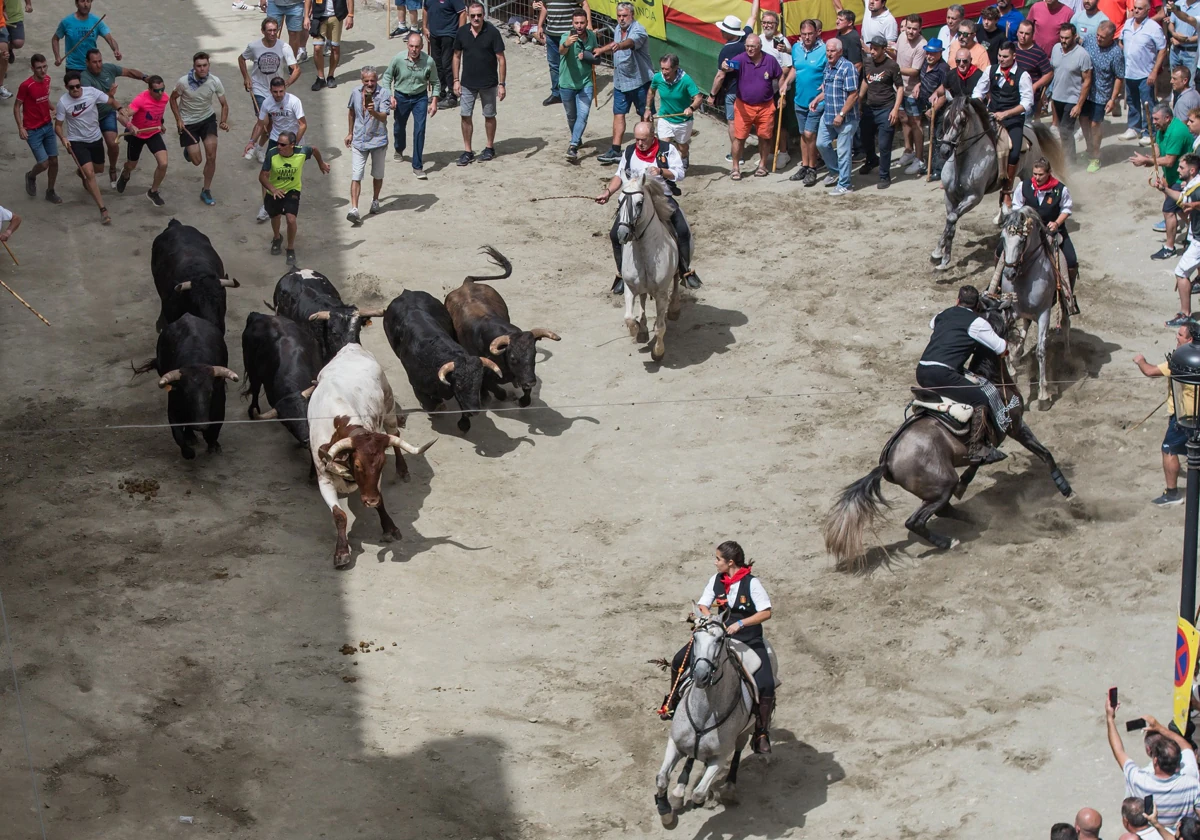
[660,540,776,754]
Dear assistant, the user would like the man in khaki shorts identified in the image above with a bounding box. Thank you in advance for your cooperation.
[345,66,390,225]
[644,53,703,171]
[304,0,354,91]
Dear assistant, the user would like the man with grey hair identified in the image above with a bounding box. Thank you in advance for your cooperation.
[1132,102,1194,260]
[260,129,330,266]
[937,4,966,51]
[382,30,439,177]
[645,52,703,168]
[811,36,859,194]
[593,1,653,164]
[345,66,391,225]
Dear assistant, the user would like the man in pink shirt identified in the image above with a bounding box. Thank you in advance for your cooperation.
[117,75,169,205]
[1029,0,1078,55]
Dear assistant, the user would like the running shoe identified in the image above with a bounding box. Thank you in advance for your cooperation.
[200,189,215,206]
[413,168,426,180]
[457,151,475,166]
[542,94,561,106]
[146,190,165,207]
[1152,488,1184,506]
[898,150,916,166]
[270,236,282,255]
[1152,246,1177,260]
[311,77,326,92]
[286,249,297,267]
[257,204,269,222]
[45,190,62,204]
[565,144,579,162]
[394,149,404,161]
[116,173,129,193]
[479,147,496,162]
[1154,219,1167,232]
[827,185,852,196]
[1120,127,1139,141]
[596,148,622,164]
[24,171,35,197]
[1167,312,1195,327]
[346,208,362,226]
[369,199,380,214]
[325,75,337,88]
[0,86,13,100]
[295,48,307,63]
[1086,158,1101,173]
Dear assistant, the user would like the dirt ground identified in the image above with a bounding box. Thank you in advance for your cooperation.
[0,1,1195,837]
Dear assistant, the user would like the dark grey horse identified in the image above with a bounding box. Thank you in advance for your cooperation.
[930,98,1064,271]
[822,304,1072,569]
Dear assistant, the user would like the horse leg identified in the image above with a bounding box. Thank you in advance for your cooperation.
[637,293,650,343]
[1036,308,1051,410]
[624,283,638,339]
[719,740,746,806]
[670,756,695,804]
[668,274,682,321]
[1009,419,1073,496]
[905,488,959,550]
[932,214,955,264]
[656,741,683,825]
[651,287,670,362]
[690,758,725,805]
[934,193,984,271]
[953,463,980,500]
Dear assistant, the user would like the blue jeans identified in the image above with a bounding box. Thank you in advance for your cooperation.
[1171,46,1199,82]
[545,33,562,98]
[1126,77,1155,136]
[393,91,428,171]
[562,84,593,146]
[859,105,896,180]
[25,122,57,163]
[266,0,304,31]
[817,116,858,189]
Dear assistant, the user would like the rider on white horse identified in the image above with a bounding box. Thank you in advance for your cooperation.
[1010,157,1079,313]
[596,120,699,295]
[659,541,776,754]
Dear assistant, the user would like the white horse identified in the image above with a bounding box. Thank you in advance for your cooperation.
[655,613,756,828]
[614,174,681,363]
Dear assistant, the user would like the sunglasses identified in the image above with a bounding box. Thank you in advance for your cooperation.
[151,87,165,93]
[67,83,81,89]
[955,58,971,64]
[957,32,971,38]
[469,12,482,17]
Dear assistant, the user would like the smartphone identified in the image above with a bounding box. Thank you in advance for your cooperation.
[1110,686,1119,707]
[1128,718,1148,732]
[1145,794,1154,815]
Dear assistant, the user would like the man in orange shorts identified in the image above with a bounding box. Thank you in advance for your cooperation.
[718,34,783,178]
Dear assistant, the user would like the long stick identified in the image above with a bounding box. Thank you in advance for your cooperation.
[529,194,594,201]
[926,100,939,182]
[591,65,598,106]
[0,279,50,326]
[2,240,18,266]
[771,95,785,172]
[387,0,392,37]
[59,14,107,66]
[1127,397,1167,433]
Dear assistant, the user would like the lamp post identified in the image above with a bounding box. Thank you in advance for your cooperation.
[1169,337,1200,733]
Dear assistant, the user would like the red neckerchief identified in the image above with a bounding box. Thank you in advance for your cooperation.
[957,67,975,81]
[634,139,660,163]
[999,64,1014,85]
[1031,175,1060,196]
[721,566,752,590]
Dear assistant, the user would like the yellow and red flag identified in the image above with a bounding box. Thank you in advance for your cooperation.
[1175,615,1200,734]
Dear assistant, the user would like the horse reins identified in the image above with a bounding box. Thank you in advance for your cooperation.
[680,621,751,759]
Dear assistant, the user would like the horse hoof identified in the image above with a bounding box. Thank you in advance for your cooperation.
[651,347,665,363]
[661,812,678,829]
[932,261,951,272]
[1038,399,1051,411]
[930,251,943,263]
[625,319,639,338]
[719,785,739,806]
[667,309,681,321]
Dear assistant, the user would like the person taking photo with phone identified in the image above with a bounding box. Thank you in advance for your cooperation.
[1106,692,1200,833]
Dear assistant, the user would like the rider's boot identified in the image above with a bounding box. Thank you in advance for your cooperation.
[752,694,775,754]
[1000,162,1018,209]
[968,412,1007,465]
[1067,267,1080,315]
[612,275,624,295]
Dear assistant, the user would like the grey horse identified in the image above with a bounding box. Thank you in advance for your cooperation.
[990,206,1070,410]
[654,612,755,828]
[931,97,1064,271]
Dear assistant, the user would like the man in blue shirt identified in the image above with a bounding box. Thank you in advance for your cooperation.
[788,20,827,186]
[1166,0,1200,82]
[592,2,653,163]
[811,37,859,195]
[52,0,120,72]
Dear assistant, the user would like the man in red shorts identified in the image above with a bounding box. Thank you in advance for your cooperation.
[718,34,783,179]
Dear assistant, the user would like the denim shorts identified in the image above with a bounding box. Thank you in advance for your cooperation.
[266,0,305,31]
[1080,99,1105,123]
[1165,415,1189,455]
[724,90,737,121]
[795,103,823,133]
[901,95,922,117]
[25,122,57,163]
[99,111,118,134]
[613,82,649,116]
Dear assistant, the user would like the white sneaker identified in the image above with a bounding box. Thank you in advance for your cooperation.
[369,199,380,214]
[1120,127,1140,141]
[413,168,427,180]
[243,145,256,161]
[0,86,12,100]
[256,144,266,163]
[827,185,852,196]
[1048,125,1060,138]
[774,151,790,169]
[295,48,307,63]
[904,159,924,175]
[110,178,118,189]
[898,150,916,166]
[823,173,837,186]
[1139,135,1153,146]
[256,205,269,222]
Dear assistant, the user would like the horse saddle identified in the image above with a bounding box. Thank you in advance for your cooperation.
[994,124,1035,170]
[726,638,781,705]
[909,387,973,434]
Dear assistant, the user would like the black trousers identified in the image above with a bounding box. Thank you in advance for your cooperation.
[916,363,990,410]
[430,35,456,100]
[670,636,774,699]
[999,115,1023,166]
[610,195,692,275]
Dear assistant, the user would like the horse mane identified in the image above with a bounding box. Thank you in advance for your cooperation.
[641,177,676,229]
[966,98,998,147]
[1011,204,1058,258]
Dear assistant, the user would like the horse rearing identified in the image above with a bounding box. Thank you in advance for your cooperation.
[931,97,1064,271]
[614,174,681,363]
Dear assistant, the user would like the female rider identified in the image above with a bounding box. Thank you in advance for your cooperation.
[660,540,776,754]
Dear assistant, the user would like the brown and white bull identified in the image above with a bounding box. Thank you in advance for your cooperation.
[308,342,435,568]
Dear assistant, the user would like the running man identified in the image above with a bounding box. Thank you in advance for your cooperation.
[304,0,354,91]
[239,17,299,160]
[259,130,330,266]
[250,76,306,221]
[169,52,229,206]
[80,48,149,189]
[118,75,170,206]
[53,0,120,70]
[54,69,122,224]
[14,53,61,203]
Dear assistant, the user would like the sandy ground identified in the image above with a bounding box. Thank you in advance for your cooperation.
[0,1,1197,837]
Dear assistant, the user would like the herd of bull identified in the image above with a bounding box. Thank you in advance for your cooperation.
[133,220,561,566]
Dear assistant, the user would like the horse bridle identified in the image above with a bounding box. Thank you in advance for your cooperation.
[999,214,1034,274]
[938,106,991,157]
[690,615,730,688]
[615,187,649,241]
[682,615,748,756]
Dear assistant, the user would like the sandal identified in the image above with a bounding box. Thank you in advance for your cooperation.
[753,167,768,177]
[100,207,111,225]
[730,170,743,181]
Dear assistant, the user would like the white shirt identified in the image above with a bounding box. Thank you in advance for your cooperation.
[618,141,685,192]
[761,35,794,69]
[922,311,1008,357]
[1122,17,1168,79]
[1011,177,1074,216]
[55,87,108,143]
[988,65,1035,113]
[241,39,297,99]
[1124,751,1200,831]
[0,206,13,225]
[258,92,305,141]
[947,68,992,100]
[862,8,899,45]
[698,573,772,611]
[937,24,955,47]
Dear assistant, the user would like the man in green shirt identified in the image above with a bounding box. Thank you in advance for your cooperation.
[81,48,147,188]
[258,130,330,267]
[381,31,440,176]
[644,53,703,168]
[557,9,596,161]
[1134,103,1196,260]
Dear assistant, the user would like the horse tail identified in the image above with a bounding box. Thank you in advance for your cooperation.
[465,245,513,283]
[1030,124,1068,185]
[822,465,890,570]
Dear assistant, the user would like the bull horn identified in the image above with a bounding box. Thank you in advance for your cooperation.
[530,328,561,342]
[251,406,279,420]
[356,307,386,318]
[174,281,192,292]
[211,366,240,382]
[220,276,241,288]
[308,311,331,322]
[388,435,437,456]
[480,358,503,376]
[437,361,455,384]
[157,369,182,389]
[489,335,512,355]
[324,437,355,461]
[300,385,316,399]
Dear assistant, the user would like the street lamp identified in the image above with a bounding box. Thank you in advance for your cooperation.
[1169,337,1200,733]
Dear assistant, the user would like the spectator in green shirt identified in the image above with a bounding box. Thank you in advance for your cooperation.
[644,53,703,168]
[557,9,595,161]
[258,130,330,267]
[1134,103,1196,259]
[381,31,440,176]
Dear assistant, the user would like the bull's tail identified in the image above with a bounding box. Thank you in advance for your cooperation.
[1030,124,1068,186]
[130,358,157,378]
[262,299,276,312]
[822,465,890,571]
[465,246,513,283]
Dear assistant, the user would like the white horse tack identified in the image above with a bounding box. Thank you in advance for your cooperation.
[614,174,680,363]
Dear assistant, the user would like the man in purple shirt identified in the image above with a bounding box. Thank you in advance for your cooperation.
[715,34,783,177]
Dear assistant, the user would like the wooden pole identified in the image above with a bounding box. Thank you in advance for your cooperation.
[2,240,19,265]
[926,100,939,182]
[0,279,51,326]
[387,0,392,37]
[58,14,106,66]
[771,95,785,173]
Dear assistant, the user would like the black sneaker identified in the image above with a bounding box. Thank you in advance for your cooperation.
[542,94,562,106]
[45,189,62,205]
[116,173,129,194]
[326,75,337,88]
[788,165,810,182]
[1167,312,1196,327]
[1153,488,1185,506]
[479,147,495,162]
[802,169,818,187]
[1191,279,1200,295]
[457,151,475,166]
[270,236,283,255]
[146,189,165,207]
[286,249,297,267]
[311,77,326,92]
[597,148,622,164]
[24,170,36,197]
[1152,246,1178,260]
[390,25,407,37]
[877,179,891,190]
[858,161,877,176]
[565,144,579,162]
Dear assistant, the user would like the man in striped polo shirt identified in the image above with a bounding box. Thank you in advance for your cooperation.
[534,0,591,107]
[1106,697,1200,833]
